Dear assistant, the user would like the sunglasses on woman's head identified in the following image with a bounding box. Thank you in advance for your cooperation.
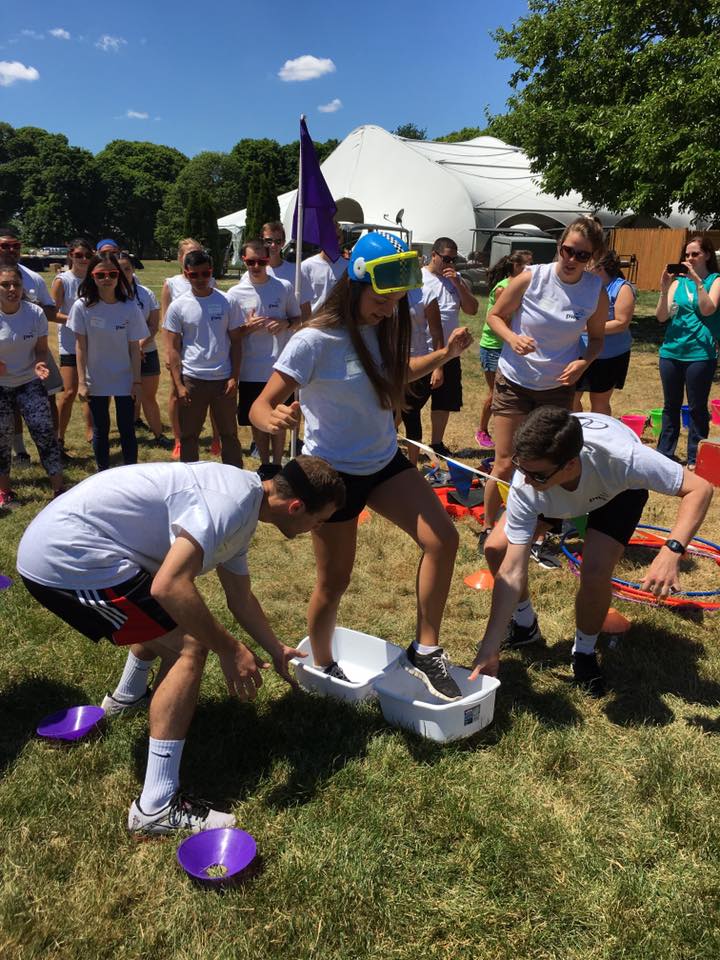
[185,269,212,279]
[559,244,593,263]
[92,270,119,280]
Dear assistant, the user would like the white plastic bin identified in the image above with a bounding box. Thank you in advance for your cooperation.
[374,663,501,742]
[290,627,405,703]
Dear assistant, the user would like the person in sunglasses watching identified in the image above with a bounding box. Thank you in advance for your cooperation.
[481,217,608,565]
[67,253,148,471]
[420,237,479,458]
[163,250,244,467]
[470,405,713,695]
[227,239,301,479]
[250,232,473,702]
[262,221,314,323]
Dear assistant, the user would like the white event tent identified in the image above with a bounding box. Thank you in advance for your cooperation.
[218,124,693,258]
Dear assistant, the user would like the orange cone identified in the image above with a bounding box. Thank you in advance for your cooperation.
[602,607,631,634]
[464,569,495,590]
[358,509,371,525]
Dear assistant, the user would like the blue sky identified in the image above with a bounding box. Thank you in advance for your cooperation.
[1,1,531,157]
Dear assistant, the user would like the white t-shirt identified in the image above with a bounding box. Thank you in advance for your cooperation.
[226,274,301,382]
[274,324,397,475]
[0,302,48,387]
[132,282,160,353]
[19,264,54,308]
[505,414,684,545]
[163,289,243,381]
[301,254,346,311]
[267,260,314,307]
[67,299,149,396]
[164,273,216,302]
[55,271,82,354]
[498,262,603,390]
[408,288,433,357]
[421,267,462,342]
[17,462,264,589]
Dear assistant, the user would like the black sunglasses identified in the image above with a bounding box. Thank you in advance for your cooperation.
[434,253,457,264]
[511,456,566,485]
[559,244,592,263]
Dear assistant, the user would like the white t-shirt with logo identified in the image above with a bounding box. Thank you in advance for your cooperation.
[55,271,83,354]
[67,299,149,396]
[267,260,314,308]
[274,324,397,475]
[505,414,684,545]
[226,275,301,382]
[163,289,243,380]
[421,267,462,342]
[19,264,54,308]
[132,282,160,353]
[301,254,346,311]
[17,462,264,589]
[0,302,48,387]
[498,263,603,390]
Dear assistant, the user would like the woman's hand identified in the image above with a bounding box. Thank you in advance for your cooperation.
[78,382,89,402]
[556,359,588,387]
[34,361,49,381]
[266,318,289,335]
[511,333,536,355]
[224,376,238,397]
[445,326,473,358]
[267,400,301,434]
[430,367,444,389]
[131,381,142,402]
[659,268,674,292]
[177,383,191,405]
[683,261,703,287]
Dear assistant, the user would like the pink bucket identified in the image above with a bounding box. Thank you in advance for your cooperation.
[712,398,720,426]
[620,414,646,437]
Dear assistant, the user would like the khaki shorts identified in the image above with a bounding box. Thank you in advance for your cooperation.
[491,371,575,417]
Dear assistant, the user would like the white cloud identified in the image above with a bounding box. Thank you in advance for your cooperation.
[0,60,40,86]
[126,110,149,120]
[49,28,71,40]
[20,30,44,41]
[278,55,336,82]
[318,98,342,113]
[96,35,127,53]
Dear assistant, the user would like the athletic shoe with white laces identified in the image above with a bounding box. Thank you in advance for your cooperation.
[403,644,462,701]
[100,688,152,718]
[502,617,544,650]
[128,791,236,837]
[323,661,351,682]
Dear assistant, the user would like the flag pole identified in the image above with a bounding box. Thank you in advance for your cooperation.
[290,114,305,459]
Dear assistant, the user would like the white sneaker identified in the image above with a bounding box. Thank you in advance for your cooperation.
[127,792,236,837]
[101,689,151,718]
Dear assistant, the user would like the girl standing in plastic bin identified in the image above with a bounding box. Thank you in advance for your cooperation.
[250,232,473,702]
[655,234,720,469]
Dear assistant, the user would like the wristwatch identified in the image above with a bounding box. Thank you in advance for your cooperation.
[663,538,686,555]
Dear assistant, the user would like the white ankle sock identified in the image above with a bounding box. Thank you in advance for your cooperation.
[139,738,185,813]
[573,629,598,655]
[13,433,27,455]
[112,651,153,703]
[413,640,440,655]
[514,599,536,628]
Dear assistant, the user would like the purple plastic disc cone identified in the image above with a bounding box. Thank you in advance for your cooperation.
[177,828,257,885]
[36,705,105,741]
[0,574,11,590]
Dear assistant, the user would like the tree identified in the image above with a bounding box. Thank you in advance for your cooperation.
[490,1,720,221]
[182,188,226,277]
[244,170,281,241]
[392,123,427,140]
[436,126,486,143]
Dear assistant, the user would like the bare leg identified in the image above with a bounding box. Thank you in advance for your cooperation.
[169,391,180,443]
[271,428,286,464]
[430,409,450,445]
[575,529,625,635]
[307,519,358,666]
[479,370,495,435]
[141,374,163,437]
[589,389,614,416]
[251,426,270,463]
[573,391,584,413]
[139,628,209,741]
[483,413,525,529]
[57,366,78,442]
[368,467,459,647]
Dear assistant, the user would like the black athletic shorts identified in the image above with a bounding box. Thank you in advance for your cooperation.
[575,351,631,394]
[430,356,463,412]
[587,487,649,545]
[141,349,161,377]
[237,382,266,426]
[327,448,414,523]
[21,569,177,646]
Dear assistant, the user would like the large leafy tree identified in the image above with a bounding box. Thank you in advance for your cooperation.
[95,140,188,254]
[491,1,720,220]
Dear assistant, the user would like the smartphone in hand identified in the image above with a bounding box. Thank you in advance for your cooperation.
[667,263,689,275]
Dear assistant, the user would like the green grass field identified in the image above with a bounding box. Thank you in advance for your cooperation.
[1,264,720,959]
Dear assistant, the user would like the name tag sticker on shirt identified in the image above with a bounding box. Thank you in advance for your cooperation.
[90,316,105,328]
[345,358,363,377]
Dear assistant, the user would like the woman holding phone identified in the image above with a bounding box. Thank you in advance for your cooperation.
[656,234,720,468]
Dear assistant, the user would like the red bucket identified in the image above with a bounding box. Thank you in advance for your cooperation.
[620,414,646,437]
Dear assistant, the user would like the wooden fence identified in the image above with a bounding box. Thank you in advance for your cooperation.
[608,228,720,291]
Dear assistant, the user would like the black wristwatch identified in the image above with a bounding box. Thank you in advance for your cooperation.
[664,539,686,555]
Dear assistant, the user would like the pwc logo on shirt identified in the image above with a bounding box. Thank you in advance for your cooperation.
[209,306,223,322]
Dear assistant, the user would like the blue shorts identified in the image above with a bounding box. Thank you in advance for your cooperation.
[480,347,501,373]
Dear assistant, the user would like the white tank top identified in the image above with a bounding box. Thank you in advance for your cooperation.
[57,271,83,355]
[498,262,602,390]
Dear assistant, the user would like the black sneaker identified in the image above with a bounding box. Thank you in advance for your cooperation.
[430,441,452,458]
[529,541,562,569]
[13,450,31,467]
[323,661,350,682]
[404,644,462,701]
[134,417,149,430]
[502,617,543,650]
[572,651,605,697]
[153,434,174,450]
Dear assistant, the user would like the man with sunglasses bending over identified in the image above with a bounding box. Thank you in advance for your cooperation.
[421,237,479,457]
[470,406,712,696]
[163,249,244,467]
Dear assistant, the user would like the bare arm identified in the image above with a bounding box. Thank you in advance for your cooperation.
[50,277,69,324]
[407,326,473,382]
[604,283,635,335]
[141,307,159,349]
[33,334,50,380]
[228,326,242,393]
[164,329,186,400]
[447,271,479,316]
[160,281,172,324]
[486,270,535,352]
[425,298,445,388]
[151,533,265,700]
[76,333,89,400]
[250,370,301,434]
[129,340,142,401]
[656,273,678,323]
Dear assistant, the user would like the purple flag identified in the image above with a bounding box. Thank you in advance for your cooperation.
[292,117,340,262]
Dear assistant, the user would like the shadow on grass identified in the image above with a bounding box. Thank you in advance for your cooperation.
[0,676,89,777]
[602,623,720,727]
[132,688,385,810]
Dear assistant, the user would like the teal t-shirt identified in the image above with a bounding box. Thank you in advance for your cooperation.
[659,273,720,361]
[480,278,509,350]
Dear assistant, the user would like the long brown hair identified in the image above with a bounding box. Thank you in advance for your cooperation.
[680,234,719,275]
[78,253,133,307]
[310,275,411,411]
